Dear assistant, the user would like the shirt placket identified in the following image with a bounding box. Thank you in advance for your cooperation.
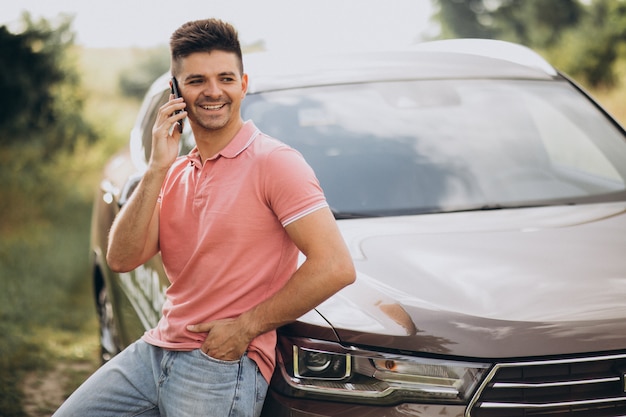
[192,159,215,216]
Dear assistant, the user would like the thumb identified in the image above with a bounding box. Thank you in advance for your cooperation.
[187,322,213,333]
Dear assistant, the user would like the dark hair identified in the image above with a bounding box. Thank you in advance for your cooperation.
[170,18,243,75]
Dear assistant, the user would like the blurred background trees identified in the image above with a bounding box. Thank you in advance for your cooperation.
[0,14,95,156]
[433,0,626,88]
[117,46,170,100]
[0,13,96,241]
[0,14,100,416]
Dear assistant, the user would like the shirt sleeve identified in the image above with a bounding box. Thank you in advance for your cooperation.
[262,145,329,227]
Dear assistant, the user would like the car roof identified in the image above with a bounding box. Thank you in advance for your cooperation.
[148,39,559,98]
[243,39,559,93]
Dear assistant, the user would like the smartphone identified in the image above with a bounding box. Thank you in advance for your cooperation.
[170,77,184,133]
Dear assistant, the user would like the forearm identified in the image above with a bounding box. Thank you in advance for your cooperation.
[106,94,187,272]
[106,167,168,272]
[238,209,356,338]
[238,253,356,341]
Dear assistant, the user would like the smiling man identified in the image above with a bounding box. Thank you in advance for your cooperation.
[54,18,355,417]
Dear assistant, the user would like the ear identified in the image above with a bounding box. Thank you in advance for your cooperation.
[241,73,249,98]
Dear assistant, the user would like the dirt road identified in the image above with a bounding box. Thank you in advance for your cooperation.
[21,361,97,416]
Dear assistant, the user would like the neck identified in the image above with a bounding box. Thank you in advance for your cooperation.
[193,119,244,163]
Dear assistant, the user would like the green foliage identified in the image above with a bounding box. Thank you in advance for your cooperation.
[0,14,99,237]
[118,46,170,100]
[434,0,498,39]
[563,0,626,87]
[0,192,96,416]
[0,14,102,415]
[489,0,581,48]
[434,0,581,45]
[431,0,626,88]
[0,13,95,158]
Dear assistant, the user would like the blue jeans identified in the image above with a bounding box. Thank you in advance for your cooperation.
[53,340,268,417]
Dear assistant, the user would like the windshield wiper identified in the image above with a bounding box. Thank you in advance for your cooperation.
[450,203,551,213]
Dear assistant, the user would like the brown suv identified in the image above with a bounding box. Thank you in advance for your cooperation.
[90,39,626,416]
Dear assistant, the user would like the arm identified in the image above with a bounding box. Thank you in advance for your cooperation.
[106,96,186,272]
[188,206,356,360]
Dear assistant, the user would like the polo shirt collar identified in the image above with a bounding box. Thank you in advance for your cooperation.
[186,120,260,166]
[218,120,260,159]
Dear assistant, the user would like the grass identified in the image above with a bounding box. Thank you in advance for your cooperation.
[0,193,100,416]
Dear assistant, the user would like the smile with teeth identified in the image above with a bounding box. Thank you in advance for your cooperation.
[201,103,226,110]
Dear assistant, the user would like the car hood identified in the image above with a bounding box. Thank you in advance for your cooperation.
[312,202,626,359]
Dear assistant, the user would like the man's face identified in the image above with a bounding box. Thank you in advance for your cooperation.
[174,50,247,133]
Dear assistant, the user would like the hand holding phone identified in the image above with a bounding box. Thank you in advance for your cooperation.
[170,77,184,133]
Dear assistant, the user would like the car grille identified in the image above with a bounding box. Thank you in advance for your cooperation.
[467,353,626,417]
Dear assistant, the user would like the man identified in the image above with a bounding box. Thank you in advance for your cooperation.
[54,18,355,417]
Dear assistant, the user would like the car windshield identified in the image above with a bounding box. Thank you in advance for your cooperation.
[242,79,626,217]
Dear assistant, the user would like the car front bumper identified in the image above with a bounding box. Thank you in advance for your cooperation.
[260,389,466,417]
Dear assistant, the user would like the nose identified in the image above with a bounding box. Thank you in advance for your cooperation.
[202,79,222,97]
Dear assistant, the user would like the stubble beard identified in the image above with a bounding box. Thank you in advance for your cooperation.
[190,104,231,132]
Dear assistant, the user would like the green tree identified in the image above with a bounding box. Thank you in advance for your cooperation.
[557,0,626,87]
[434,0,581,46]
[0,14,96,240]
[118,46,170,100]
[431,0,626,87]
[0,13,95,159]
[490,0,581,48]
[435,0,497,39]
[0,15,99,415]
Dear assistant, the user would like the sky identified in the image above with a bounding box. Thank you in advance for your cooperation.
[2,0,437,53]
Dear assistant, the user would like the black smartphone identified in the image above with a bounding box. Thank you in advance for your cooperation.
[170,77,184,133]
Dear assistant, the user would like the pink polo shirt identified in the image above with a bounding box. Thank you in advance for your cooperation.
[142,121,328,382]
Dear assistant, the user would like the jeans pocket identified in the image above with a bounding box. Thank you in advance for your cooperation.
[197,349,242,365]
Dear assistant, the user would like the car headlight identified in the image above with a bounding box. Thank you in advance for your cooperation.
[274,337,490,405]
